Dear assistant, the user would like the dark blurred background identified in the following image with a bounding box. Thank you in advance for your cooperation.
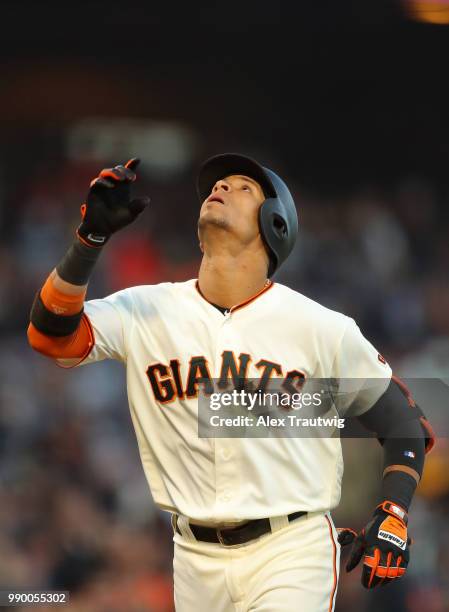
[1,1,449,610]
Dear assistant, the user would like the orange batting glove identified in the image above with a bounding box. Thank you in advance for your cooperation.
[338,501,411,589]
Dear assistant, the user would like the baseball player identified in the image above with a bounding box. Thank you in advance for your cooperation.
[28,154,434,611]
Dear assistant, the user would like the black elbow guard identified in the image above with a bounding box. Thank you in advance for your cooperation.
[359,375,436,454]
[30,292,83,337]
[358,375,435,510]
[391,375,436,454]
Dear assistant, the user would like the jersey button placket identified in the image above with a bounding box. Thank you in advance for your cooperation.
[214,310,237,510]
[220,447,231,461]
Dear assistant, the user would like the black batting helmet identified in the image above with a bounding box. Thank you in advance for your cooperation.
[197,153,298,277]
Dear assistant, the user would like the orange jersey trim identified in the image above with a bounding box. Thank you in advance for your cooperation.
[195,279,273,313]
[324,515,338,612]
[27,314,95,364]
[391,374,416,408]
[230,280,273,312]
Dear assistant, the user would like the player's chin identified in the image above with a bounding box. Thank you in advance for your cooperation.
[198,211,231,232]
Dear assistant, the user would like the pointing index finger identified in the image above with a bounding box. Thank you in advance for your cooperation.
[125,158,140,171]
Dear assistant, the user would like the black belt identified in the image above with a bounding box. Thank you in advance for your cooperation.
[174,510,307,546]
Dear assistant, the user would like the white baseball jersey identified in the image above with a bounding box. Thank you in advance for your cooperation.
[76,279,391,522]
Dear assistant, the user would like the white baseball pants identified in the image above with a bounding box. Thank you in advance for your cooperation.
[173,511,340,612]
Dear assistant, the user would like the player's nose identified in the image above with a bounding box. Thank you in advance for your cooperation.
[213,179,230,193]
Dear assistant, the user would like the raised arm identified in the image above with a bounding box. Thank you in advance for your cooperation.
[27,158,150,363]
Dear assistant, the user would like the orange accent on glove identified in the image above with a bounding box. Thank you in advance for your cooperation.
[364,549,406,586]
[377,500,408,523]
[378,515,407,545]
[340,500,411,589]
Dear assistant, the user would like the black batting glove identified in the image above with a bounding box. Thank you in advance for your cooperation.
[77,158,150,247]
[338,501,411,589]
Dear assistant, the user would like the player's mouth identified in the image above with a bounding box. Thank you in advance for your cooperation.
[206,195,225,205]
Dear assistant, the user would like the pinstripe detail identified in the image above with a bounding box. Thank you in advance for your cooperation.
[325,514,338,612]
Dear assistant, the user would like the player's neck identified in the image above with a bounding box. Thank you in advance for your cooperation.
[198,253,269,310]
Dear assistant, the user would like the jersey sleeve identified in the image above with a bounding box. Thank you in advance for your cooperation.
[331,318,392,417]
[64,289,133,367]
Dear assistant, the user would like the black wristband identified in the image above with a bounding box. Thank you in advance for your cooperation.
[381,471,417,513]
[56,239,103,286]
[30,293,83,337]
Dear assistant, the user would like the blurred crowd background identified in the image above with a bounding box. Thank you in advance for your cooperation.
[1,1,449,611]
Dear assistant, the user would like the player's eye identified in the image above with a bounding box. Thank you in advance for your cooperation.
[242,185,251,191]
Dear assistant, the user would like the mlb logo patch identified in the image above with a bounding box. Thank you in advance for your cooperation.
[404,450,416,459]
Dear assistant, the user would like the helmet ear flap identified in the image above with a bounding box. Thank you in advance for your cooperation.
[258,199,279,277]
[272,213,288,239]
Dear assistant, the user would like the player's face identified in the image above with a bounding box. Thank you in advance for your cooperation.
[198,174,265,244]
